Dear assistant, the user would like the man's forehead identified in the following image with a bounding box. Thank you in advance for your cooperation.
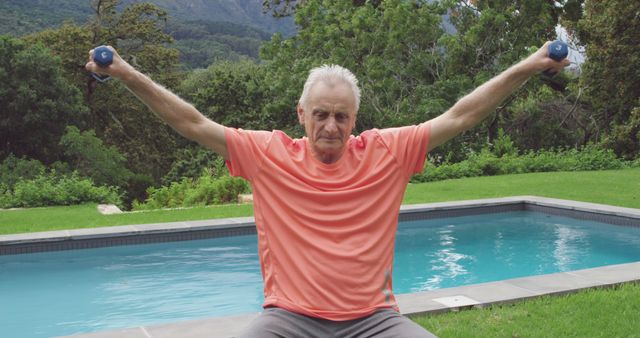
[307,81,356,111]
[310,100,353,111]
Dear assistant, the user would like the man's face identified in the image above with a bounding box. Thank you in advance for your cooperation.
[297,81,357,164]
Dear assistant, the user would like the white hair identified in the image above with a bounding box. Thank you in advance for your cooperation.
[298,64,361,113]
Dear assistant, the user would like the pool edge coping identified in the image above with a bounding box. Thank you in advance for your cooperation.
[3,196,640,249]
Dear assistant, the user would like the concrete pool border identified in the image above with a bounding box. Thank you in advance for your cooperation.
[2,196,639,255]
[1,196,639,337]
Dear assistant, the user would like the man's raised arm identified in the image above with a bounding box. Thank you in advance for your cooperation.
[427,41,570,152]
[85,46,229,159]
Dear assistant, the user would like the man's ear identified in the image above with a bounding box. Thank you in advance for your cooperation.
[296,105,305,125]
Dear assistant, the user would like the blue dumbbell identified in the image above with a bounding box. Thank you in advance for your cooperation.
[543,40,568,77]
[92,45,113,83]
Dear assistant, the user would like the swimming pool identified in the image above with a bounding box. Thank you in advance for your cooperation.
[1,201,639,338]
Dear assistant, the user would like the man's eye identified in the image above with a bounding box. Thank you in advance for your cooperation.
[315,112,328,120]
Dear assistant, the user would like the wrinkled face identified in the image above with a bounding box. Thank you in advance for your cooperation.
[297,81,357,164]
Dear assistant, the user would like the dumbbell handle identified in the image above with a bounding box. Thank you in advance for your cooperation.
[543,40,568,77]
[92,45,113,82]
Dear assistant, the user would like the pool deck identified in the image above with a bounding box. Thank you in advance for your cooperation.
[2,196,639,338]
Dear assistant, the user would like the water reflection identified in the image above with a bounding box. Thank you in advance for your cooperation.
[417,225,471,291]
[552,224,588,271]
[491,230,515,269]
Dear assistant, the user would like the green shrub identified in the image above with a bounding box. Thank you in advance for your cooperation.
[468,149,502,176]
[491,128,518,158]
[161,148,225,185]
[413,158,481,182]
[602,106,640,160]
[134,170,250,210]
[0,171,121,208]
[412,144,627,183]
[137,178,191,210]
[183,175,248,206]
[59,126,132,188]
[124,173,155,209]
[0,154,46,189]
[522,149,562,172]
[570,144,625,170]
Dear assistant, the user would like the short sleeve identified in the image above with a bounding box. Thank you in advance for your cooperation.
[224,127,273,180]
[378,122,431,177]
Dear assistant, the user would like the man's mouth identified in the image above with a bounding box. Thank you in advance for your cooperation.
[319,137,340,142]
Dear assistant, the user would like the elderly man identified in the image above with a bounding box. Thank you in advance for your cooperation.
[86,42,568,337]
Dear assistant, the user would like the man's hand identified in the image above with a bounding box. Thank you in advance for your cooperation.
[521,41,571,77]
[85,46,136,82]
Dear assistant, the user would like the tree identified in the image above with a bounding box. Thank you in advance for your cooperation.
[0,154,46,191]
[26,0,184,184]
[0,36,88,163]
[437,0,588,156]
[179,59,274,131]
[263,0,306,17]
[260,0,579,162]
[262,0,384,17]
[59,125,132,188]
[261,0,448,137]
[565,0,640,159]
[167,19,271,69]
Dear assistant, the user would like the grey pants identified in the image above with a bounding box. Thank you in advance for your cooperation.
[237,307,437,338]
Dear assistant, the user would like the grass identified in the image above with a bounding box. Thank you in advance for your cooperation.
[404,168,640,208]
[0,203,254,235]
[414,282,640,337]
[1,168,638,235]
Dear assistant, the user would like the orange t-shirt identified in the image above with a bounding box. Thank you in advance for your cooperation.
[225,123,430,321]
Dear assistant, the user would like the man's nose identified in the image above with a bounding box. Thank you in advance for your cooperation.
[324,117,338,133]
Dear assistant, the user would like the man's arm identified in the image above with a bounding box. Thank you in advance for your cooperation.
[85,47,229,159]
[427,41,570,152]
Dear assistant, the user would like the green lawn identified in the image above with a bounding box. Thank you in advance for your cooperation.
[414,282,640,337]
[0,203,255,235]
[1,168,638,235]
[404,168,640,208]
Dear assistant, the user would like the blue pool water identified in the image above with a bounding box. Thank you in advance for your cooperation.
[1,211,639,337]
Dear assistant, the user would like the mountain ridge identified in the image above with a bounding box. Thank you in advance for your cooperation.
[0,0,294,37]
[0,0,295,68]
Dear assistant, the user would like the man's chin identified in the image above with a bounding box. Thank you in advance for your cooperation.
[317,140,342,149]
[313,142,345,155]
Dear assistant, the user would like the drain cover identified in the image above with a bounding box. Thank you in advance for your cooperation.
[432,295,480,308]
